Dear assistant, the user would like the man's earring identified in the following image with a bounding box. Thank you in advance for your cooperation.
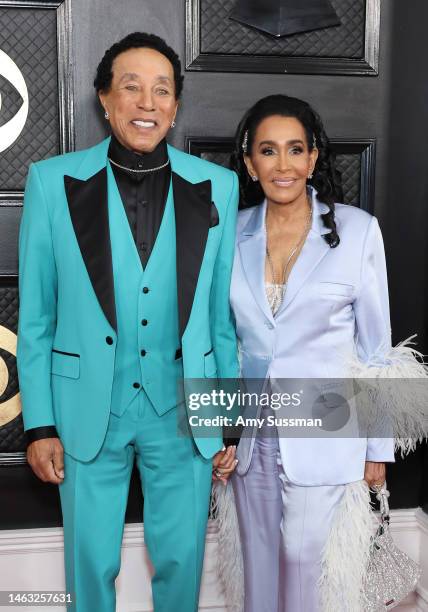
[171,120,176,128]
[308,172,313,180]
[104,111,109,120]
[251,175,258,182]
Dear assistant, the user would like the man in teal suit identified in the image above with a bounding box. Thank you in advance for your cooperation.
[17,32,239,611]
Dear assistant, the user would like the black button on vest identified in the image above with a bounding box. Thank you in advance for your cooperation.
[143,287,149,294]
[141,319,148,326]
[133,382,141,389]
[141,349,147,357]
[106,336,113,345]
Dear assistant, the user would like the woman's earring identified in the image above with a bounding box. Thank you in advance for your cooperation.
[104,111,109,120]
[171,120,176,128]
[308,173,313,180]
[251,175,258,182]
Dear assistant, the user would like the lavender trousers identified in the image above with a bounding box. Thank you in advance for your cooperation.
[231,432,345,612]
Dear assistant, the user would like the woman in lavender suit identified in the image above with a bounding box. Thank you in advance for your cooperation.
[227,95,396,611]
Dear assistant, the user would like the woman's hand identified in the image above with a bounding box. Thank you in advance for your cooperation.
[212,445,238,485]
[364,461,386,488]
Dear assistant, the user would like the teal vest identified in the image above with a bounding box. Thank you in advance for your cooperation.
[107,166,184,416]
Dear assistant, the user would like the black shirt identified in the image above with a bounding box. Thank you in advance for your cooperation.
[108,134,171,267]
[26,135,171,445]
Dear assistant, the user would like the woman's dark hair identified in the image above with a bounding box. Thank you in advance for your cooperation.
[231,94,342,248]
[94,32,184,99]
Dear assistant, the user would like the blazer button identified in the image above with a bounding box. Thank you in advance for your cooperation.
[133,382,141,389]
[106,336,113,345]
[142,287,149,294]
[141,319,148,326]
[141,349,147,357]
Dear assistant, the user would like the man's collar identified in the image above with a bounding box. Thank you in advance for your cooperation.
[108,133,169,178]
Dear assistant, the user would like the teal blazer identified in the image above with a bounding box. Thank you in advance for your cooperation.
[17,138,239,461]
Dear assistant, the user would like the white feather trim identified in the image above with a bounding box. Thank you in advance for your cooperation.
[347,335,428,456]
[211,481,244,611]
[319,480,376,612]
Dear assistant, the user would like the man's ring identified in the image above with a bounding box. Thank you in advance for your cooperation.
[214,469,223,478]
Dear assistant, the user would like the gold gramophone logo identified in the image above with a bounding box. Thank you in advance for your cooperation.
[0,325,21,426]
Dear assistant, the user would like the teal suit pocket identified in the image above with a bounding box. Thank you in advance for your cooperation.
[204,350,217,377]
[51,350,80,379]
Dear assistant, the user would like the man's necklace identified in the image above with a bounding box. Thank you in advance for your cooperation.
[108,157,170,173]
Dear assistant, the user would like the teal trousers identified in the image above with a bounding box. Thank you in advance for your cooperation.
[59,391,212,612]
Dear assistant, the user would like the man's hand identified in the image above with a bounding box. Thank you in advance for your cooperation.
[364,461,386,488]
[27,438,65,484]
[212,445,238,485]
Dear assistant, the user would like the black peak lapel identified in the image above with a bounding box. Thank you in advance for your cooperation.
[64,168,117,331]
[172,171,212,338]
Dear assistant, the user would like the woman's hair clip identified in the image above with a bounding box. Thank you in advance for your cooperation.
[312,134,317,149]
[242,130,249,154]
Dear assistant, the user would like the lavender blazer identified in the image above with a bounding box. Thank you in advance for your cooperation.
[230,189,395,485]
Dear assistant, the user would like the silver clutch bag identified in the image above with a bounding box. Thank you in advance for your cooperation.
[362,484,421,611]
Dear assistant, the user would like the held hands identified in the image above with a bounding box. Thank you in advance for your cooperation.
[27,438,65,484]
[364,461,386,489]
[212,445,238,486]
